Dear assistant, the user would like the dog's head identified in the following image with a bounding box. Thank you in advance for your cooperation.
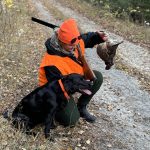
[62,74,92,95]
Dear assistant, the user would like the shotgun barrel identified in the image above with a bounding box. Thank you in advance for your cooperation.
[31,17,59,29]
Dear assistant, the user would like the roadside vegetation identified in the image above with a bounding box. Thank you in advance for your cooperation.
[0,0,55,149]
[85,0,150,25]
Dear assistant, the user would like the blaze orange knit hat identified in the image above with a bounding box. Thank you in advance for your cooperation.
[58,18,80,45]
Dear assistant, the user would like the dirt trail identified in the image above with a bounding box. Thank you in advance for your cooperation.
[30,0,150,149]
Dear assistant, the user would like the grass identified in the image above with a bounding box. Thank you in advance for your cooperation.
[0,0,60,149]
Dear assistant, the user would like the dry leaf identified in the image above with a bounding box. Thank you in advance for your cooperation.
[86,139,90,145]
[75,147,80,150]
[67,147,73,150]
[2,140,8,146]
[83,125,88,130]
[5,147,10,150]
[107,104,113,111]
[39,145,46,150]
[107,144,112,148]
[62,137,69,142]
[67,131,71,135]
[78,130,85,134]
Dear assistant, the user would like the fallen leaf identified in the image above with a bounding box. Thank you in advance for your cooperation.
[67,147,73,150]
[78,130,85,134]
[67,131,71,135]
[107,104,113,111]
[2,140,7,146]
[39,145,46,149]
[107,144,112,148]
[75,147,80,150]
[86,139,90,145]
[84,126,88,130]
[62,137,69,142]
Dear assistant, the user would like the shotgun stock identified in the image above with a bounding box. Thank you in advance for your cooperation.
[81,55,96,81]
[76,44,96,81]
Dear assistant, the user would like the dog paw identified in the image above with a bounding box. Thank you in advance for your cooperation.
[2,110,9,119]
[50,123,57,129]
[45,131,55,141]
[44,128,51,138]
[45,132,50,138]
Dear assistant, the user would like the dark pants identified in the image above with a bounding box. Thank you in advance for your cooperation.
[55,70,103,126]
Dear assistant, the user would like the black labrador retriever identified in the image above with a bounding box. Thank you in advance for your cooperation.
[12,73,92,138]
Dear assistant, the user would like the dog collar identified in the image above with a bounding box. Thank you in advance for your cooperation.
[58,79,70,100]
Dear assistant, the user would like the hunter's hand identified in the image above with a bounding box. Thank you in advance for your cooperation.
[96,31,108,41]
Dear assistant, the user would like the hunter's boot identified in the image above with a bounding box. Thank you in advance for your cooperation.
[77,104,96,123]
[77,70,103,123]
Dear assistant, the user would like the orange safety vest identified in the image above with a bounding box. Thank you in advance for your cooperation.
[39,39,85,86]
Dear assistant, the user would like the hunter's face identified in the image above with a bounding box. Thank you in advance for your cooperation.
[60,41,76,52]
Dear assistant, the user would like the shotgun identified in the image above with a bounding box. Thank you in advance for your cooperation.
[31,17,59,29]
[76,44,96,81]
[31,17,96,80]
